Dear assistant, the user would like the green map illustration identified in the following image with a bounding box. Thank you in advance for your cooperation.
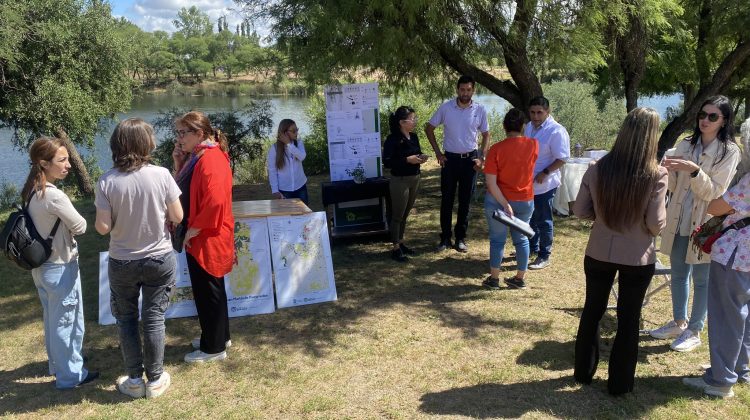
[228,221,263,296]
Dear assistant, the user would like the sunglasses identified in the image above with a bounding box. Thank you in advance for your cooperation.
[697,111,722,122]
[175,129,196,138]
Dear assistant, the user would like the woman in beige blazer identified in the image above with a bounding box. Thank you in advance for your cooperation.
[650,95,740,352]
[573,107,667,395]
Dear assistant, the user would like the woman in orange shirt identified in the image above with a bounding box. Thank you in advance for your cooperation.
[482,108,538,289]
[172,111,235,363]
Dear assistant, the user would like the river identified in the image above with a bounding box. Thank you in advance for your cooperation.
[0,93,680,189]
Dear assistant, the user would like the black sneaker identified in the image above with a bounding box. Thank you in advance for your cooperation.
[76,370,100,387]
[455,240,468,253]
[482,276,500,289]
[391,249,408,262]
[436,240,452,252]
[399,243,416,255]
[504,276,527,289]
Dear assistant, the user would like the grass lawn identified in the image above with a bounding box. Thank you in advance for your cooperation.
[1,161,748,418]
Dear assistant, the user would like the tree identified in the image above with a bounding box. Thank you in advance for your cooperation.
[173,6,212,38]
[0,0,133,196]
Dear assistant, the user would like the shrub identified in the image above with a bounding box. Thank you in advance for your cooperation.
[543,80,626,152]
[0,181,19,211]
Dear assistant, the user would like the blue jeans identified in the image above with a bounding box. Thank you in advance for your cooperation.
[280,184,309,205]
[704,252,750,387]
[109,251,176,381]
[484,194,534,270]
[529,188,556,259]
[670,235,709,332]
[31,259,88,389]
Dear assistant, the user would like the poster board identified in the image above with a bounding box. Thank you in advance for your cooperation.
[324,83,382,181]
[98,217,275,325]
[268,212,337,308]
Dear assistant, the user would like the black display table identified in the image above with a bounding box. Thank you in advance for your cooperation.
[321,177,390,238]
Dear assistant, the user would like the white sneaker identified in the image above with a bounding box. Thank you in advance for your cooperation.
[116,376,146,398]
[191,338,232,350]
[146,371,171,399]
[671,329,701,352]
[649,320,686,340]
[682,377,734,398]
[184,349,227,363]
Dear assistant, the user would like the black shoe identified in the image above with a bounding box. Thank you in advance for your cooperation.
[504,276,527,289]
[399,243,415,255]
[391,249,408,262]
[482,276,500,290]
[455,240,468,253]
[436,240,452,252]
[76,370,100,387]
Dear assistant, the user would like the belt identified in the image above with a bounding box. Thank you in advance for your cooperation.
[444,150,477,159]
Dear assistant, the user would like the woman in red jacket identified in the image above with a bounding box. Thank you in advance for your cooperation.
[172,111,235,363]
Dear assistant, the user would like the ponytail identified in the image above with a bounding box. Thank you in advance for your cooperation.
[389,106,416,137]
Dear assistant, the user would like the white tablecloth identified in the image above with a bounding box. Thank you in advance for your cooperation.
[553,158,595,216]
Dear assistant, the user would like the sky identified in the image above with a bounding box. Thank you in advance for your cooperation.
[110,0,251,34]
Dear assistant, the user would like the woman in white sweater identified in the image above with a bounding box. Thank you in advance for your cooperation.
[23,137,98,388]
[267,119,308,204]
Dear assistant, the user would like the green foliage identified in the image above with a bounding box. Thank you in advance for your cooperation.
[173,6,212,38]
[544,81,627,151]
[0,182,20,211]
[0,0,133,147]
[301,95,331,176]
[150,101,274,174]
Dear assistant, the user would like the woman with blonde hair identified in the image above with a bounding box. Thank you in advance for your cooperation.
[650,95,741,352]
[172,111,235,363]
[573,107,668,395]
[23,136,98,388]
[267,119,308,204]
[95,118,183,398]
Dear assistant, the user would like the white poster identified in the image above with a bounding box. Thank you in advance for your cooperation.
[324,82,381,181]
[225,218,275,317]
[268,212,337,308]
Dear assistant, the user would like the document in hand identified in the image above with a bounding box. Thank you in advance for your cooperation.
[492,209,535,238]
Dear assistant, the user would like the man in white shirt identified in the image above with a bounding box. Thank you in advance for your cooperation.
[426,75,490,252]
[524,96,570,269]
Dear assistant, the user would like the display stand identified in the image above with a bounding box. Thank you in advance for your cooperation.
[321,177,390,238]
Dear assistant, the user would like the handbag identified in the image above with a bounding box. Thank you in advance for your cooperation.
[171,222,186,252]
[691,215,750,256]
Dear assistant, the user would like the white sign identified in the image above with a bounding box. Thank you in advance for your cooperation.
[225,217,275,317]
[324,83,381,181]
[268,212,337,308]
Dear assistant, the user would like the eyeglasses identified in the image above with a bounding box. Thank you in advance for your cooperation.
[697,111,722,122]
[286,128,298,134]
[175,129,196,138]
[402,118,418,123]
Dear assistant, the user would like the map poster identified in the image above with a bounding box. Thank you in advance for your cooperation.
[225,217,275,317]
[267,212,337,308]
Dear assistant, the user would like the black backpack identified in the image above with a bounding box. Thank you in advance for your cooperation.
[1,191,61,270]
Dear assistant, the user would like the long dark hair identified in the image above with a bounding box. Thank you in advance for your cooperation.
[687,95,736,163]
[595,107,661,232]
[21,136,65,201]
[275,119,297,170]
[388,106,415,137]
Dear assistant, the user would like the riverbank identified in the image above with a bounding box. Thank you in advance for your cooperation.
[137,74,311,97]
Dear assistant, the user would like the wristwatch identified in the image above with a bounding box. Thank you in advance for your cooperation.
[543,168,550,175]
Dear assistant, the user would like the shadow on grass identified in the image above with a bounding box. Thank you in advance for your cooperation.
[419,375,699,418]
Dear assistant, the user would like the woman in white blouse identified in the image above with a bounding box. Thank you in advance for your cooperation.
[267,119,308,204]
[23,137,98,388]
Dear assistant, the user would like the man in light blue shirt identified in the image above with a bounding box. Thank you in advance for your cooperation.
[524,96,570,269]
[426,75,490,252]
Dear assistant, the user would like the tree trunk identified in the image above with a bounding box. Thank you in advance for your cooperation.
[617,6,646,112]
[745,93,750,120]
[658,40,750,157]
[55,127,94,197]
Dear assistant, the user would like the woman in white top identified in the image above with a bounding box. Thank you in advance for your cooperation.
[650,95,741,352]
[267,119,308,204]
[23,137,98,388]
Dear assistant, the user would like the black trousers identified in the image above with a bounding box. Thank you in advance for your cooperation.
[574,256,654,395]
[440,152,478,242]
[186,253,230,354]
